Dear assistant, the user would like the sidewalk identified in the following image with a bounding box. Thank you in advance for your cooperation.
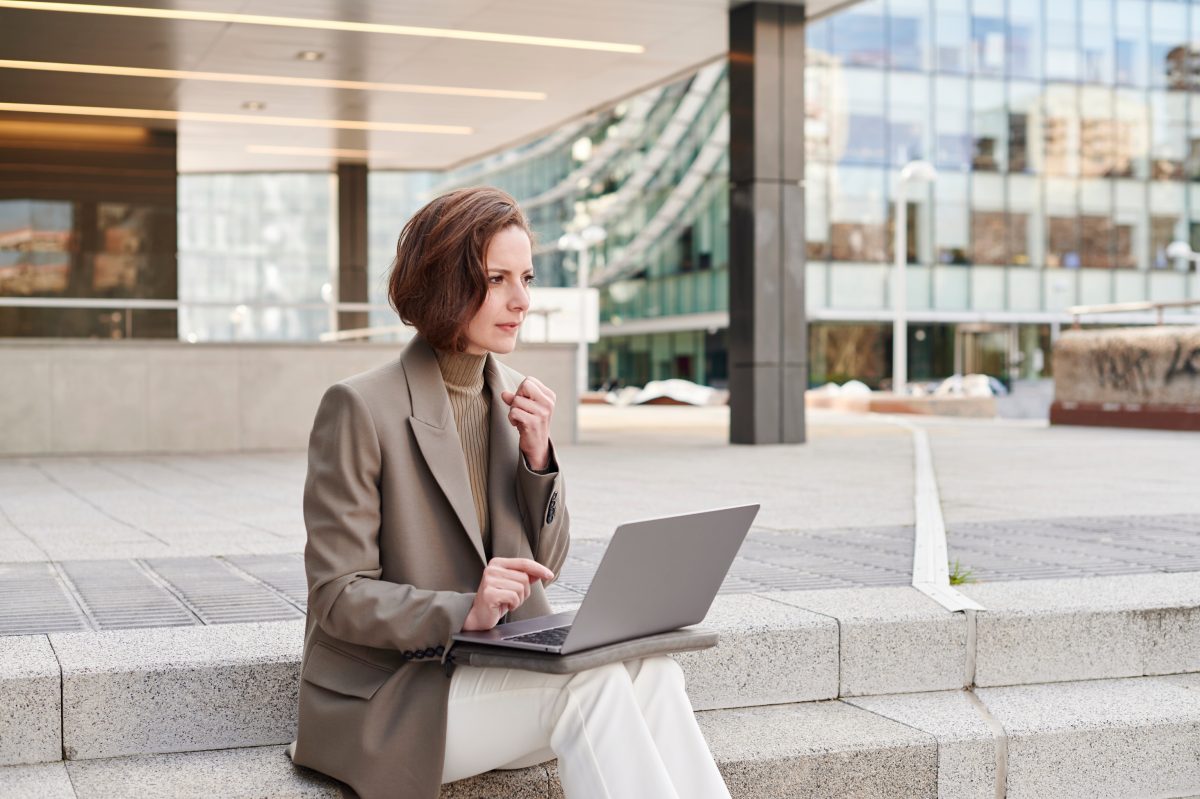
[1,406,1197,636]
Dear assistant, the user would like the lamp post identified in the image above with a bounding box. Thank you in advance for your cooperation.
[1166,240,1200,272]
[558,224,607,397]
[893,160,937,395]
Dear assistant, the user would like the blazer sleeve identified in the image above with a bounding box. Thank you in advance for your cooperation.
[303,382,476,653]
[515,440,570,581]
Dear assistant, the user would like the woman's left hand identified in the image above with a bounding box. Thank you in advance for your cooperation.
[501,377,555,471]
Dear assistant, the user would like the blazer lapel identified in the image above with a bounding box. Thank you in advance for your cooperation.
[402,336,487,566]
[484,356,526,560]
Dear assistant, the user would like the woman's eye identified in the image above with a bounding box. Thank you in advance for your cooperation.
[524,275,536,285]
[489,275,503,284]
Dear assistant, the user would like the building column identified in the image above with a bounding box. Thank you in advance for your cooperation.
[728,2,807,444]
[336,162,369,333]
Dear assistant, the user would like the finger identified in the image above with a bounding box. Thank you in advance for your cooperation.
[507,394,546,416]
[486,587,522,611]
[521,377,556,403]
[487,576,530,603]
[500,390,515,406]
[517,378,551,404]
[508,407,538,429]
[492,557,555,582]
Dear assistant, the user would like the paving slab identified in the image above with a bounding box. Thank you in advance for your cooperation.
[50,620,304,760]
[65,745,342,798]
[976,676,1200,799]
[845,690,998,799]
[0,762,75,798]
[0,635,61,766]
[673,593,839,710]
[695,700,937,798]
[960,573,1200,686]
[770,586,967,696]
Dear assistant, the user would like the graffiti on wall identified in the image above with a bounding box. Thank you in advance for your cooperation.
[1165,339,1200,385]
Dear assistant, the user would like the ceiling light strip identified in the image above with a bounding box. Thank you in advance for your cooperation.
[247,145,376,158]
[0,102,471,134]
[0,1,644,53]
[0,59,546,100]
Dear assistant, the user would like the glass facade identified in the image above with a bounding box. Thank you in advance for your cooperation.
[167,1,1200,386]
[177,173,334,341]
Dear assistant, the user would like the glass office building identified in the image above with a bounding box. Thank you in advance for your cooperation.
[360,0,1200,389]
[59,0,1200,387]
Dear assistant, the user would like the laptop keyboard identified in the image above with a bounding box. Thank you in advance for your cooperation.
[504,625,572,647]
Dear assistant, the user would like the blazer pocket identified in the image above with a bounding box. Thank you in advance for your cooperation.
[302,641,397,700]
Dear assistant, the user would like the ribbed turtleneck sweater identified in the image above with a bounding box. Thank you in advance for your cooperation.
[434,349,491,555]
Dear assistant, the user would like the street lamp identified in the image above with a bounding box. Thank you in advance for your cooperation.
[893,159,937,395]
[1166,240,1200,271]
[558,224,607,396]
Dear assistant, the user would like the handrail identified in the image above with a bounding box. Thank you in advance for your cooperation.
[1067,298,1200,328]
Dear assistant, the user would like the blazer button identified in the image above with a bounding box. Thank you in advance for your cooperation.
[436,645,445,655]
[403,651,413,661]
[424,647,436,658]
[546,491,558,524]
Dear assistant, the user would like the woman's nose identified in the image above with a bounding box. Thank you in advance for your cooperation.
[510,283,530,311]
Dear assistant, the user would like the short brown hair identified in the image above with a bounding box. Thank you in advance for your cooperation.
[387,186,533,352]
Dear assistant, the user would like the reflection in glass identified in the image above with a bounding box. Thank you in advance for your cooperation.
[829,166,888,262]
[973,79,1007,171]
[1043,84,1080,177]
[1080,87,1115,178]
[1114,89,1150,178]
[1149,181,1185,267]
[972,174,1007,264]
[1080,179,1115,267]
[1116,0,1149,86]
[1008,175,1041,265]
[1008,0,1042,80]
[1149,90,1187,179]
[889,72,930,163]
[831,0,887,67]
[888,0,929,70]
[1149,1,1188,88]
[935,75,971,169]
[178,173,334,342]
[971,3,1006,76]
[935,173,970,264]
[1008,81,1040,173]
[1115,179,1147,268]
[1081,0,1115,84]
[934,0,970,73]
[1045,0,1079,80]
[0,200,73,296]
[836,68,888,164]
[1045,177,1080,267]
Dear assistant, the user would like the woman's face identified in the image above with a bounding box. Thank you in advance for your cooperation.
[462,225,534,355]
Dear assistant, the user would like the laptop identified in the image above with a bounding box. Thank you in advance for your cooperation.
[452,504,760,655]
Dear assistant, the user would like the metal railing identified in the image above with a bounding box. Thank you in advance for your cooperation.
[1067,299,1200,328]
[0,296,388,340]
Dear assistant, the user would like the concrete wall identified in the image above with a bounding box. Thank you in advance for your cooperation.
[1053,326,1200,406]
[0,341,576,456]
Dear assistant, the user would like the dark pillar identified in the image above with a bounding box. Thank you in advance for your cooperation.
[336,162,369,333]
[728,2,808,444]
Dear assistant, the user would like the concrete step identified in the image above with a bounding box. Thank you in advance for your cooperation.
[1,573,1198,767]
[5,674,1200,798]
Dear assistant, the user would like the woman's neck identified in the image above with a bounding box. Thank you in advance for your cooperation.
[434,348,487,393]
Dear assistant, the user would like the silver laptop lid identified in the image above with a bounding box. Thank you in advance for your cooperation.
[562,504,759,654]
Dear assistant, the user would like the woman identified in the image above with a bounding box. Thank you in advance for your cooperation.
[290,187,730,799]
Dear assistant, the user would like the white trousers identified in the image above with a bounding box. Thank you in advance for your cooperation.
[441,655,731,799]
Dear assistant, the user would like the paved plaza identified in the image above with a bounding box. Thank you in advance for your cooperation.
[1,405,1197,637]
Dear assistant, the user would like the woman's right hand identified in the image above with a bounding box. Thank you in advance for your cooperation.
[462,557,555,631]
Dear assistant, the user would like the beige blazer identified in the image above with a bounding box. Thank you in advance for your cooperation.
[292,335,570,799]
